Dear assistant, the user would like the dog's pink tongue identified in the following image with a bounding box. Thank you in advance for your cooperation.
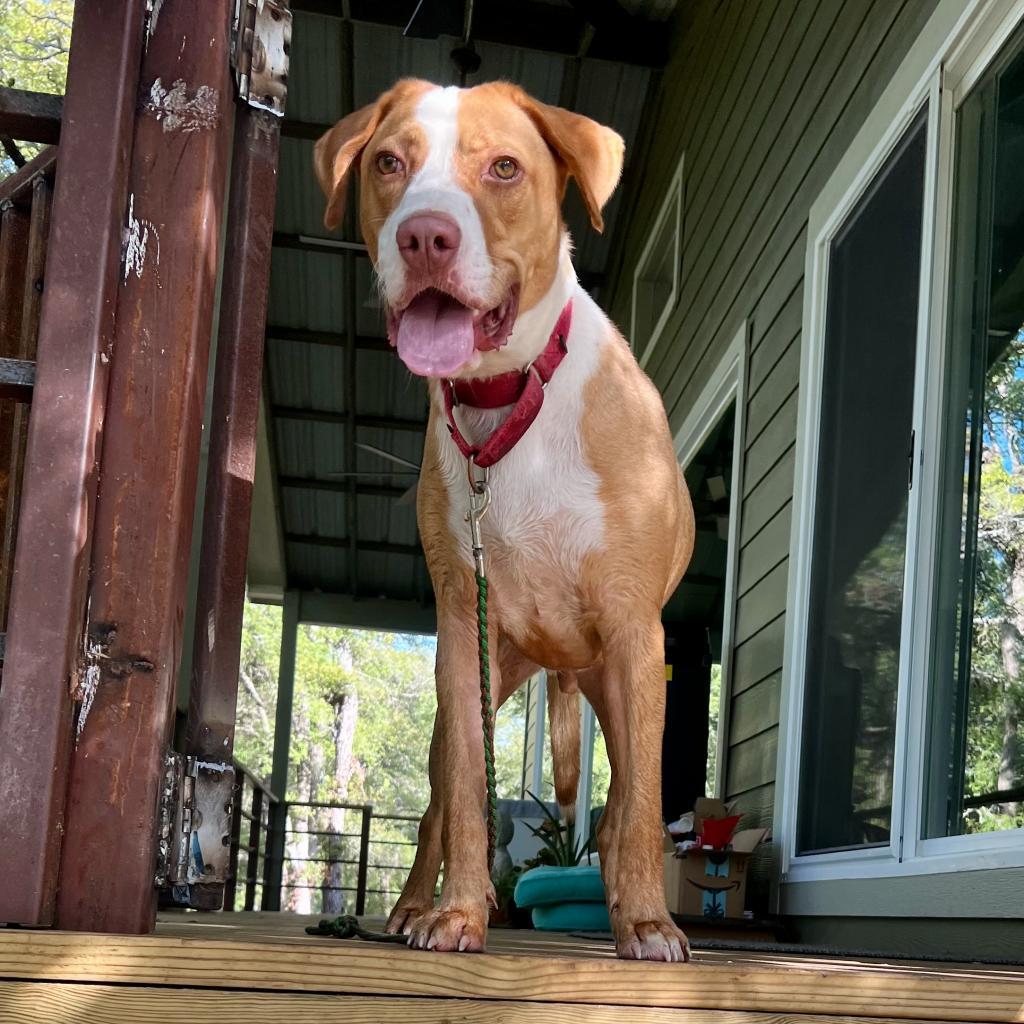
[396,291,475,377]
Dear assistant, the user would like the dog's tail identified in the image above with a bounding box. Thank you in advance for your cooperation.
[547,671,580,823]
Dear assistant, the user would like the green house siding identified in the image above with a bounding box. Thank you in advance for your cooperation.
[605,0,941,902]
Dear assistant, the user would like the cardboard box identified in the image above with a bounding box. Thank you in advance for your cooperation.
[662,820,770,919]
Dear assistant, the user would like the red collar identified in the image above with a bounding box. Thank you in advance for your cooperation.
[441,301,572,469]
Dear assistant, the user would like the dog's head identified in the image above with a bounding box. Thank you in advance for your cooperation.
[314,79,624,378]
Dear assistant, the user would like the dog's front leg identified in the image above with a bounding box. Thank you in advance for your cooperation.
[386,716,444,934]
[601,616,690,963]
[406,603,493,953]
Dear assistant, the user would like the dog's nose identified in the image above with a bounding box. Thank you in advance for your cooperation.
[396,212,462,274]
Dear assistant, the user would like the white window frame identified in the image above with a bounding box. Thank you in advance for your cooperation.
[777,0,1024,895]
[633,152,684,370]
[674,322,748,800]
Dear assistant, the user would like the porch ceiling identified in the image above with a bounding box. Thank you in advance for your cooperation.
[247,3,677,626]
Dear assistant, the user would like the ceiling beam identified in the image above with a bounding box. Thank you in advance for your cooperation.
[297,590,436,633]
[272,405,427,433]
[273,231,369,257]
[279,475,408,500]
[266,324,390,352]
[285,532,421,557]
[288,0,668,67]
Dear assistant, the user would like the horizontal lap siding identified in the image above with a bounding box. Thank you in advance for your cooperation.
[606,0,939,906]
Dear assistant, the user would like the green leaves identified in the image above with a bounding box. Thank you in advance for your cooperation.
[523,790,594,867]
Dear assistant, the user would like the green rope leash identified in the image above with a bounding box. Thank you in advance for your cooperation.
[305,914,407,943]
[310,469,498,946]
[476,571,498,872]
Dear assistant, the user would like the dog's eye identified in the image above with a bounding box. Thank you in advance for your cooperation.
[491,157,519,181]
[376,152,403,176]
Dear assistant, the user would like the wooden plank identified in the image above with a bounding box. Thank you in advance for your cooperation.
[746,339,799,441]
[739,446,795,547]
[737,503,792,598]
[729,673,782,747]
[743,388,798,495]
[749,280,802,389]
[728,726,780,796]
[733,560,789,647]
[1,925,1023,1023]
[731,613,785,698]
[0,981,965,1024]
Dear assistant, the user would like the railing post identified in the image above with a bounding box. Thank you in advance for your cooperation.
[224,778,245,912]
[246,786,265,912]
[262,590,298,911]
[356,805,372,917]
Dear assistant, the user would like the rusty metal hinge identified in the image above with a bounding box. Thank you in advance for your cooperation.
[156,753,236,908]
[231,0,292,117]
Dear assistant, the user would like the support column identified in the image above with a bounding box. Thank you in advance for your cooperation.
[0,1,146,928]
[54,0,235,933]
[263,590,299,911]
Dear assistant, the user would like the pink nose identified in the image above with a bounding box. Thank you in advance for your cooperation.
[396,212,462,275]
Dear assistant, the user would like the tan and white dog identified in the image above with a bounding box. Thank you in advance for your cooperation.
[314,79,694,962]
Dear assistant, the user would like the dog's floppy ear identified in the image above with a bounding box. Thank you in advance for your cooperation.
[314,102,382,232]
[315,83,412,231]
[519,98,625,232]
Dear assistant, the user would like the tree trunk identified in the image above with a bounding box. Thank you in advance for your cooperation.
[323,689,358,914]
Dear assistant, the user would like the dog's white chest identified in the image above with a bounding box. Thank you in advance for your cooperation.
[435,310,607,575]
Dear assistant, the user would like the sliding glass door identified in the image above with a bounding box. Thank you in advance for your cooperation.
[925,37,1024,841]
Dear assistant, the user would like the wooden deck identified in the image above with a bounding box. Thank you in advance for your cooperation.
[1,912,1023,1023]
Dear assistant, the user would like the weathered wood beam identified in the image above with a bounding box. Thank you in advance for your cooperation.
[0,88,62,144]
[55,0,235,934]
[0,1,146,929]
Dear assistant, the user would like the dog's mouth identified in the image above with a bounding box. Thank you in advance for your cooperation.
[387,285,520,378]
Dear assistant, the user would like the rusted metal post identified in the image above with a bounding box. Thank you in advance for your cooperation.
[185,105,280,762]
[262,590,299,912]
[0,2,146,928]
[54,0,235,934]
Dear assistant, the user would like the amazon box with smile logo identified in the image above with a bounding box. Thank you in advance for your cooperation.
[662,800,770,919]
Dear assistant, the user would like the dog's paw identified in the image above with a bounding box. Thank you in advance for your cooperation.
[406,906,487,953]
[615,918,690,963]
[385,898,433,935]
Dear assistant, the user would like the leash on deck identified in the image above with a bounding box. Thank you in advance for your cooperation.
[305,915,408,943]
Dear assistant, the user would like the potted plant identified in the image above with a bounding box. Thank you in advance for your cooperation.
[513,793,610,931]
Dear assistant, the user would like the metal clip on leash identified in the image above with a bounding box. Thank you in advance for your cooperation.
[466,461,498,872]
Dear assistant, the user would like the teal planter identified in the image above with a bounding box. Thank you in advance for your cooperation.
[513,865,611,932]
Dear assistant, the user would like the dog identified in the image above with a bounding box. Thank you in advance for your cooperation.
[314,79,694,962]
